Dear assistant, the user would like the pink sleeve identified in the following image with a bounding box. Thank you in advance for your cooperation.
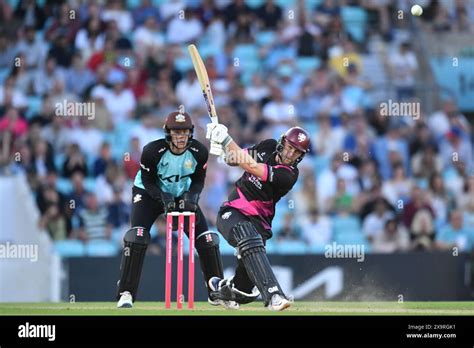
[261,164,269,182]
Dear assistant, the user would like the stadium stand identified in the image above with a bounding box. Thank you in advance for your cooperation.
[0,0,472,259]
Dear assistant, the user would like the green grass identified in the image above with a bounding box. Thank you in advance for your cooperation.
[1,302,474,316]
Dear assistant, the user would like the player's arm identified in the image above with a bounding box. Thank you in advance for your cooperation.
[182,142,208,212]
[139,144,162,200]
[225,140,269,180]
[188,143,208,195]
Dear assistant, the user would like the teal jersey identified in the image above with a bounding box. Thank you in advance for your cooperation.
[133,139,208,199]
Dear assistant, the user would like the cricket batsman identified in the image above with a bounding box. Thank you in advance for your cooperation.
[116,111,237,309]
[206,123,311,311]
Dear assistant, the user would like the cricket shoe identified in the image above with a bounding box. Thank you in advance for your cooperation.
[208,277,239,310]
[267,294,291,311]
[117,291,133,308]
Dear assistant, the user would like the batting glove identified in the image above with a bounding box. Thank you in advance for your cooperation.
[210,124,233,147]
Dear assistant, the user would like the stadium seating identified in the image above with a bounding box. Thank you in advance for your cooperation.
[341,6,368,43]
[26,96,43,120]
[0,68,9,84]
[85,239,119,257]
[54,240,86,257]
[56,177,73,195]
[296,57,321,74]
[274,240,307,254]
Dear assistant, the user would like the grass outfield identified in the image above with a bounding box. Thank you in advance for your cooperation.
[0,302,474,316]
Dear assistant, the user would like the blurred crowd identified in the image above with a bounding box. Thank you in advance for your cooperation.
[0,0,472,255]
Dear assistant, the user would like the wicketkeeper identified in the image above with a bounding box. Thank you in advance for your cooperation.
[206,123,311,311]
[116,111,237,309]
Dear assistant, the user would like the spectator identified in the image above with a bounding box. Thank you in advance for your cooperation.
[440,127,473,174]
[38,187,68,241]
[48,77,79,112]
[175,69,203,112]
[387,42,418,100]
[9,53,34,96]
[159,0,186,22]
[362,197,395,241]
[381,163,413,207]
[33,56,65,96]
[74,17,106,63]
[436,210,473,252]
[358,159,380,193]
[95,163,127,205]
[276,213,301,242]
[301,208,332,247]
[0,75,28,110]
[65,53,96,97]
[101,69,136,126]
[262,87,296,131]
[48,32,76,68]
[41,116,71,155]
[75,192,113,241]
[107,185,130,230]
[93,142,115,177]
[63,143,88,178]
[244,74,270,104]
[31,138,55,179]
[296,80,322,122]
[68,118,104,158]
[460,176,474,230]
[319,78,358,119]
[123,136,141,180]
[402,186,434,229]
[410,209,435,251]
[411,143,442,179]
[256,0,283,30]
[15,26,48,70]
[13,0,46,30]
[0,107,28,139]
[428,173,455,226]
[432,4,452,32]
[102,0,134,34]
[166,8,203,44]
[132,0,161,27]
[373,123,409,180]
[277,63,305,102]
[317,152,358,212]
[133,15,164,61]
[130,113,164,150]
[204,14,226,52]
[372,218,410,253]
[428,100,470,140]
[0,31,17,69]
[409,123,437,156]
[66,171,88,219]
[222,0,253,28]
[327,177,355,215]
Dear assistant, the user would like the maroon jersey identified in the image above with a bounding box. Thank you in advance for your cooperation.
[224,139,299,233]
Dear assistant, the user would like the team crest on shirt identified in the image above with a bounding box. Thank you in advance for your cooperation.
[175,113,186,122]
[298,133,307,142]
[184,160,193,169]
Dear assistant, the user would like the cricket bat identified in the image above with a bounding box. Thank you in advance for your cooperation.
[188,44,218,124]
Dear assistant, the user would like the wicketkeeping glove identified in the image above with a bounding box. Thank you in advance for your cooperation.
[180,192,199,213]
[160,191,176,214]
